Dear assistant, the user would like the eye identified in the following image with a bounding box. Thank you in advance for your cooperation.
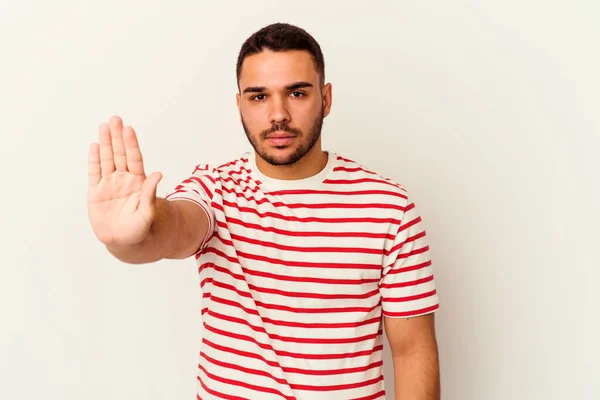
[252,94,266,101]
[290,91,304,98]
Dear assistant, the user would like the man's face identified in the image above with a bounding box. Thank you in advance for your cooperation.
[236,50,332,166]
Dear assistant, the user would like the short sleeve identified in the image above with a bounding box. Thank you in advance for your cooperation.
[165,164,218,253]
[379,193,440,318]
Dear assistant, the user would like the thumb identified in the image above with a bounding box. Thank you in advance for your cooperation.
[139,172,163,216]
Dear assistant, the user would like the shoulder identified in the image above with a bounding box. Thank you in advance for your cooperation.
[187,153,254,187]
[331,153,409,199]
[190,153,251,177]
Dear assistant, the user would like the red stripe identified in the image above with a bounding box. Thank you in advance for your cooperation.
[172,185,200,196]
[221,175,255,186]
[197,374,249,400]
[216,190,407,211]
[202,337,284,372]
[382,289,437,303]
[207,262,380,285]
[207,309,382,344]
[290,360,382,377]
[324,178,403,189]
[199,277,213,289]
[203,288,381,329]
[189,173,216,184]
[206,262,381,299]
[262,315,381,329]
[198,364,295,400]
[200,351,293,389]
[397,216,421,235]
[379,275,435,289]
[211,292,379,314]
[397,245,430,259]
[183,176,213,199]
[217,157,248,169]
[383,304,440,318]
[236,185,261,194]
[200,351,385,393]
[265,188,407,200]
[333,166,379,175]
[200,355,384,393]
[292,374,384,392]
[227,231,385,256]
[200,247,237,263]
[202,337,383,377]
[245,280,380,301]
[387,231,427,254]
[337,156,357,163]
[215,202,401,227]
[219,217,397,238]
[203,246,381,271]
[351,390,386,400]
[203,261,380,296]
[193,164,217,174]
[204,323,384,360]
[235,249,381,270]
[386,260,432,275]
[241,264,381,285]
[228,166,253,176]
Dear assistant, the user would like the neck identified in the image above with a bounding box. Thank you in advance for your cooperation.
[255,141,328,181]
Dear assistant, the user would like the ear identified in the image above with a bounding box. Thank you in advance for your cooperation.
[322,83,333,118]
[236,92,242,122]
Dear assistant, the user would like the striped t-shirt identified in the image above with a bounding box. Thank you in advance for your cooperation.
[166,151,440,400]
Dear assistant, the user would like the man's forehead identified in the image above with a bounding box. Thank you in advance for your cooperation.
[239,49,319,88]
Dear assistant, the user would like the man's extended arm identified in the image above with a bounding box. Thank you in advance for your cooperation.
[87,115,209,264]
[384,313,441,400]
[106,198,208,264]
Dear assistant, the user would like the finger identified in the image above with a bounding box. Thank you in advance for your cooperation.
[109,116,127,171]
[138,172,163,220]
[123,125,145,176]
[88,143,101,188]
[98,123,115,175]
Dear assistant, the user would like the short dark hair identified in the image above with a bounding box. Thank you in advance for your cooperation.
[236,23,325,88]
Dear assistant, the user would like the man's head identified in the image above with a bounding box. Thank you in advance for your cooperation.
[236,23,332,167]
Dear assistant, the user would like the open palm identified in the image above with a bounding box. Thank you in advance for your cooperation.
[87,116,162,246]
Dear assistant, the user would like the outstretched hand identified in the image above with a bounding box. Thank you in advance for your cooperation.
[87,116,162,246]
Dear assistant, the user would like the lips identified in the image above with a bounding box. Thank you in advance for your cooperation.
[266,131,296,146]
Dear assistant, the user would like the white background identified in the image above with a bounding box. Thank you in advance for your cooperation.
[1,1,598,399]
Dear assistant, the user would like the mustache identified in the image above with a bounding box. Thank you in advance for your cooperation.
[260,124,303,139]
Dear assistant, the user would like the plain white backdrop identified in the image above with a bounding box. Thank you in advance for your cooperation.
[1,1,598,399]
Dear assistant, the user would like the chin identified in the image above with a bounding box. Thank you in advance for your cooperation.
[260,147,304,166]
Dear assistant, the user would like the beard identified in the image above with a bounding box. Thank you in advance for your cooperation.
[241,107,324,166]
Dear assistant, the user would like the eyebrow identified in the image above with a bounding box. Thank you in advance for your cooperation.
[242,81,314,94]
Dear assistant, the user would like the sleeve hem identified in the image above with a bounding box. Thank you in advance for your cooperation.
[166,196,215,254]
[382,303,440,318]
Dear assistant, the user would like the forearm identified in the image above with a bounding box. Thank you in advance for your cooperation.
[106,198,186,264]
[393,344,440,400]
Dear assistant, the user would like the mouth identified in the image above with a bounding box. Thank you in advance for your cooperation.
[266,132,296,147]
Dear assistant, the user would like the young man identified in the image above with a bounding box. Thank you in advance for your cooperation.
[88,23,440,400]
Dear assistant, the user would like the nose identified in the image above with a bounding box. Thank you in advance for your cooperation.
[268,95,291,125]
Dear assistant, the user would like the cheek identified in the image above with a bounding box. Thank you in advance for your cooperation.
[242,103,264,120]
[241,110,266,135]
[294,102,321,126]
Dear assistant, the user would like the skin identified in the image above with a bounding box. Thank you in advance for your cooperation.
[87,116,208,263]
[88,47,440,399]
[236,49,332,180]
